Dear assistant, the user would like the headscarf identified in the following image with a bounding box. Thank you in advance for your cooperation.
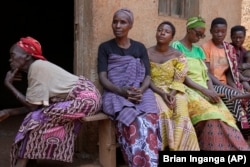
[113,8,134,25]
[186,16,206,29]
[17,36,46,60]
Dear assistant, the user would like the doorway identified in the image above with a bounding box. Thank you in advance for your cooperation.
[0,0,74,109]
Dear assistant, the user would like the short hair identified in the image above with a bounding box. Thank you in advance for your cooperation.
[157,21,176,38]
[113,8,134,25]
[230,25,247,37]
[211,17,227,29]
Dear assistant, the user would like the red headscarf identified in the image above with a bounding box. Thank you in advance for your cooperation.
[17,36,46,60]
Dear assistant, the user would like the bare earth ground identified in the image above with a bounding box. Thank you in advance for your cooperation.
[0,115,127,167]
[1,115,249,167]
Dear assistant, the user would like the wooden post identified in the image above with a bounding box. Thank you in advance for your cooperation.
[82,113,117,167]
[99,119,116,167]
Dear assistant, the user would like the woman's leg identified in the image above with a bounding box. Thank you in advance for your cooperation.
[0,107,29,122]
[214,85,250,139]
[214,85,243,122]
[14,158,28,167]
[115,113,159,167]
[0,109,10,121]
[195,120,250,150]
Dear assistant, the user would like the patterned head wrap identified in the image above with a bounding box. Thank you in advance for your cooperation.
[17,36,46,60]
[186,16,206,29]
[113,8,134,25]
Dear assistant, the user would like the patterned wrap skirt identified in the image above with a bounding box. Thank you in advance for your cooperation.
[115,113,160,167]
[186,86,250,150]
[10,76,102,167]
[195,120,250,150]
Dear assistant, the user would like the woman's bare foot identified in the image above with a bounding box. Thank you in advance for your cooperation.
[0,107,29,122]
[14,158,28,167]
[0,109,10,122]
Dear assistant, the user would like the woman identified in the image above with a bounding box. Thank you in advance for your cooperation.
[230,25,247,66]
[230,25,250,91]
[240,51,250,80]
[171,16,249,150]
[97,8,159,167]
[148,21,200,151]
[0,36,102,167]
[201,17,250,138]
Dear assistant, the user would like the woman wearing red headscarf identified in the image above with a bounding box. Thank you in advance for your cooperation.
[0,36,102,167]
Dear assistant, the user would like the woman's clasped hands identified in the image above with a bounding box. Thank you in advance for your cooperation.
[120,86,142,104]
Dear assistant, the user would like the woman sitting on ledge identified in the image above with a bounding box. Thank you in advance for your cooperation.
[0,36,102,167]
[97,8,160,166]
[148,21,200,151]
[172,16,250,150]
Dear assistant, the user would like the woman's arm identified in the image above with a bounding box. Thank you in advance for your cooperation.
[226,69,237,89]
[228,93,250,102]
[184,76,220,103]
[139,75,150,93]
[99,71,127,97]
[184,76,206,92]
[239,72,250,82]
[150,81,175,109]
[242,81,250,92]
[99,71,143,104]
[239,63,250,71]
[205,62,224,85]
[4,70,39,112]
[206,76,215,91]
[150,81,165,97]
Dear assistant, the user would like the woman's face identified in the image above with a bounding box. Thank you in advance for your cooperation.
[210,24,227,43]
[156,24,173,45]
[9,45,27,71]
[188,27,206,43]
[112,12,132,38]
[231,31,245,48]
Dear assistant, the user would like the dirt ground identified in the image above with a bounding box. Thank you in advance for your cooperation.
[1,115,249,167]
[0,115,126,167]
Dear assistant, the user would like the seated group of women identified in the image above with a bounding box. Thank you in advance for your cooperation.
[97,8,250,166]
[1,7,250,167]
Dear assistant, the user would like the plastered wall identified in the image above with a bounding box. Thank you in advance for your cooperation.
[77,0,242,85]
[242,0,250,49]
[75,0,242,153]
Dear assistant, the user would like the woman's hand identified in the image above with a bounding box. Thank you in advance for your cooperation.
[200,88,223,103]
[161,93,176,110]
[4,68,20,86]
[127,87,142,104]
[118,86,142,104]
